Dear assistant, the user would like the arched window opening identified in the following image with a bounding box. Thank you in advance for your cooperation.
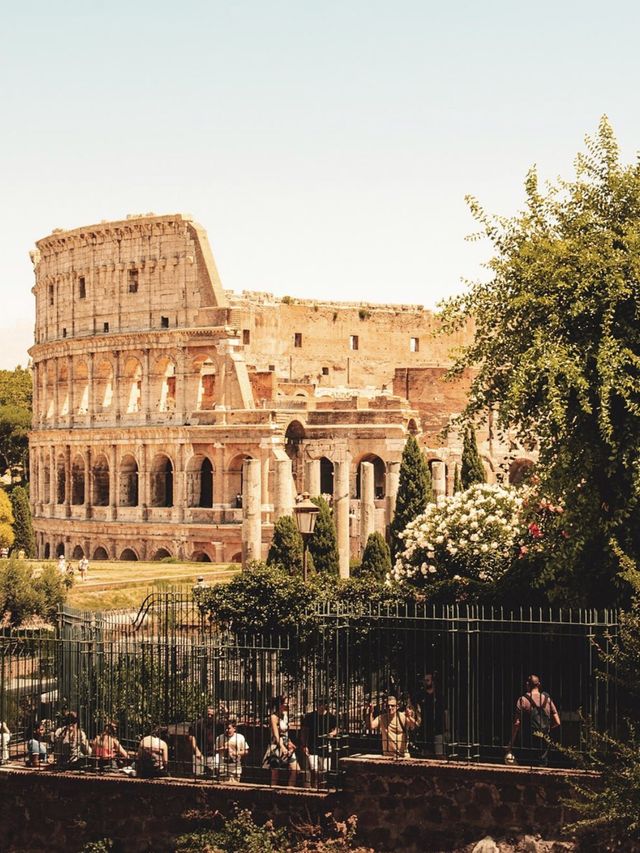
[56,542,65,557]
[92,546,109,561]
[119,454,139,506]
[187,456,214,508]
[71,456,85,505]
[355,454,386,499]
[43,466,51,503]
[92,454,110,506]
[123,357,143,414]
[58,363,69,417]
[227,454,252,505]
[74,360,89,415]
[44,543,51,559]
[72,545,84,559]
[191,551,212,562]
[158,359,177,412]
[152,548,172,561]
[56,456,66,504]
[196,359,216,410]
[120,548,139,561]
[95,360,114,411]
[320,457,334,496]
[150,454,174,507]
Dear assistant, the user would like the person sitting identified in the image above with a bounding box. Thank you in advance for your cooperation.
[27,722,49,767]
[54,711,91,769]
[136,726,169,778]
[0,721,10,763]
[91,722,129,771]
[214,718,248,783]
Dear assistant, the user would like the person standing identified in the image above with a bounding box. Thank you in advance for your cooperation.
[300,697,337,787]
[57,554,67,575]
[78,556,89,581]
[368,695,418,759]
[262,695,299,785]
[54,711,91,769]
[509,674,561,766]
[214,718,248,782]
[413,672,447,757]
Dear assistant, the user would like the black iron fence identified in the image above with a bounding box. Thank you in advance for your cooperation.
[0,594,619,788]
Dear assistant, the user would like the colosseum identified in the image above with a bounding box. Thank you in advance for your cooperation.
[28,213,533,573]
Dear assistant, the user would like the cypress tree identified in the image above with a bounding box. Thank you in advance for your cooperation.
[453,463,462,493]
[308,497,339,575]
[266,515,303,575]
[359,531,392,582]
[0,489,15,551]
[461,428,486,489]
[9,486,35,557]
[390,435,432,559]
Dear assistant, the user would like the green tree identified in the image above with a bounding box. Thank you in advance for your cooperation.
[9,485,35,557]
[0,489,15,550]
[390,435,432,559]
[0,367,32,409]
[0,405,31,481]
[266,515,303,575]
[453,462,462,493]
[461,428,486,489]
[308,497,340,576]
[440,118,640,605]
[358,531,391,582]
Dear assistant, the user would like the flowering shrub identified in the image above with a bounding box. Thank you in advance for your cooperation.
[517,493,567,559]
[392,483,523,587]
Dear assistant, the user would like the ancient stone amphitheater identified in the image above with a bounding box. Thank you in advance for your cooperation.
[28,213,532,571]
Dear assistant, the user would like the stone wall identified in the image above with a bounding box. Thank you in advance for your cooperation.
[0,759,592,853]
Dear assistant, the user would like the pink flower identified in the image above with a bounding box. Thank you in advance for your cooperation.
[528,522,543,539]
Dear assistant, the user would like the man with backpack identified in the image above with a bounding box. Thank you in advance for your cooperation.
[509,674,561,766]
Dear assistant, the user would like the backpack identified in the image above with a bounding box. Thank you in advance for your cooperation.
[526,692,551,736]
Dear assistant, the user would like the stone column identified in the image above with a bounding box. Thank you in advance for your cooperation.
[67,355,74,426]
[53,359,59,427]
[114,351,122,423]
[273,458,294,521]
[333,459,350,579]
[49,446,55,511]
[360,461,375,549]
[87,352,95,423]
[305,458,321,498]
[242,458,262,567]
[142,349,151,422]
[176,348,187,423]
[64,445,72,517]
[175,444,186,522]
[386,461,400,528]
[85,447,93,519]
[109,444,118,520]
[432,461,446,504]
[260,448,270,513]
[138,443,148,516]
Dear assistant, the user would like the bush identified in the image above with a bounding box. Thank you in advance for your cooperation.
[0,557,67,625]
[357,532,391,582]
[0,489,15,549]
[267,515,303,575]
[308,497,339,576]
[176,808,287,853]
[9,485,35,557]
[460,428,486,489]
[393,483,522,590]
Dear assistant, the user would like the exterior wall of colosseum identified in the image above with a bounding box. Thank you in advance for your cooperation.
[28,213,534,569]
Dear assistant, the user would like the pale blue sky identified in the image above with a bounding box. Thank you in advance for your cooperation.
[2,0,639,368]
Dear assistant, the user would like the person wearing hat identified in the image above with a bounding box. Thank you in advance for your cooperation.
[300,697,337,787]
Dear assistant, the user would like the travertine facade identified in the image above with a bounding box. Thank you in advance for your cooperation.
[28,213,533,570]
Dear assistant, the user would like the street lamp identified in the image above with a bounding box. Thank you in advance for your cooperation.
[293,493,320,582]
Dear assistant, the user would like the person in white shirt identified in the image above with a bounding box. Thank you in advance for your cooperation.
[0,721,10,763]
[214,718,248,782]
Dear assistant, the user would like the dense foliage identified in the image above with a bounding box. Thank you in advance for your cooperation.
[0,366,32,481]
[9,485,35,557]
[460,428,486,489]
[357,532,391,582]
[393,483,521,590]
[308,497,339,575]
[0,489,15,550]
[390,435,432,559]
[266,515,303,575]
[0,557,67,625]
[440,118,640,605]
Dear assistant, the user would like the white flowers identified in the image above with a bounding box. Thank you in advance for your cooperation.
[393,483,521,587]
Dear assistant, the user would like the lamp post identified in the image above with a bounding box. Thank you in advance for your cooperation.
[293,492,320,582]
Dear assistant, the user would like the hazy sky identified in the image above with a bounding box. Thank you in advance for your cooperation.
[2,0,640,369]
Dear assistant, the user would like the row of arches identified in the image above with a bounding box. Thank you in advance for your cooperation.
[42,542,216,562]
[36,351,221,422]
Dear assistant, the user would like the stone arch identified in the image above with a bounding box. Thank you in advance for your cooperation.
[226,453,253,505]
[509,457,535,487]
[94,359,114,412]
[152,355,177,413]
[72,545,84,559]
[320,457,334,496]
[186,454,214,508]
[45,362,56,420]
[407,418,419,436]
[92,453,110,506]
[354,453,386,499]
[122,356,143,414]
[44,543,51,559]
[152,547,172,561]
[57,361,69,417]
[120,548,139,561]
[190,551,212,562]
[150,453,174,507]
[56,542,66,557]
[43,464,51,503]
[230,552,242,564]
[74,359,89,415]
[71,455,86,505]
[119,454,139,506]
[192,355,217,411]
[56,454,66,504]
[92,546,109,561]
